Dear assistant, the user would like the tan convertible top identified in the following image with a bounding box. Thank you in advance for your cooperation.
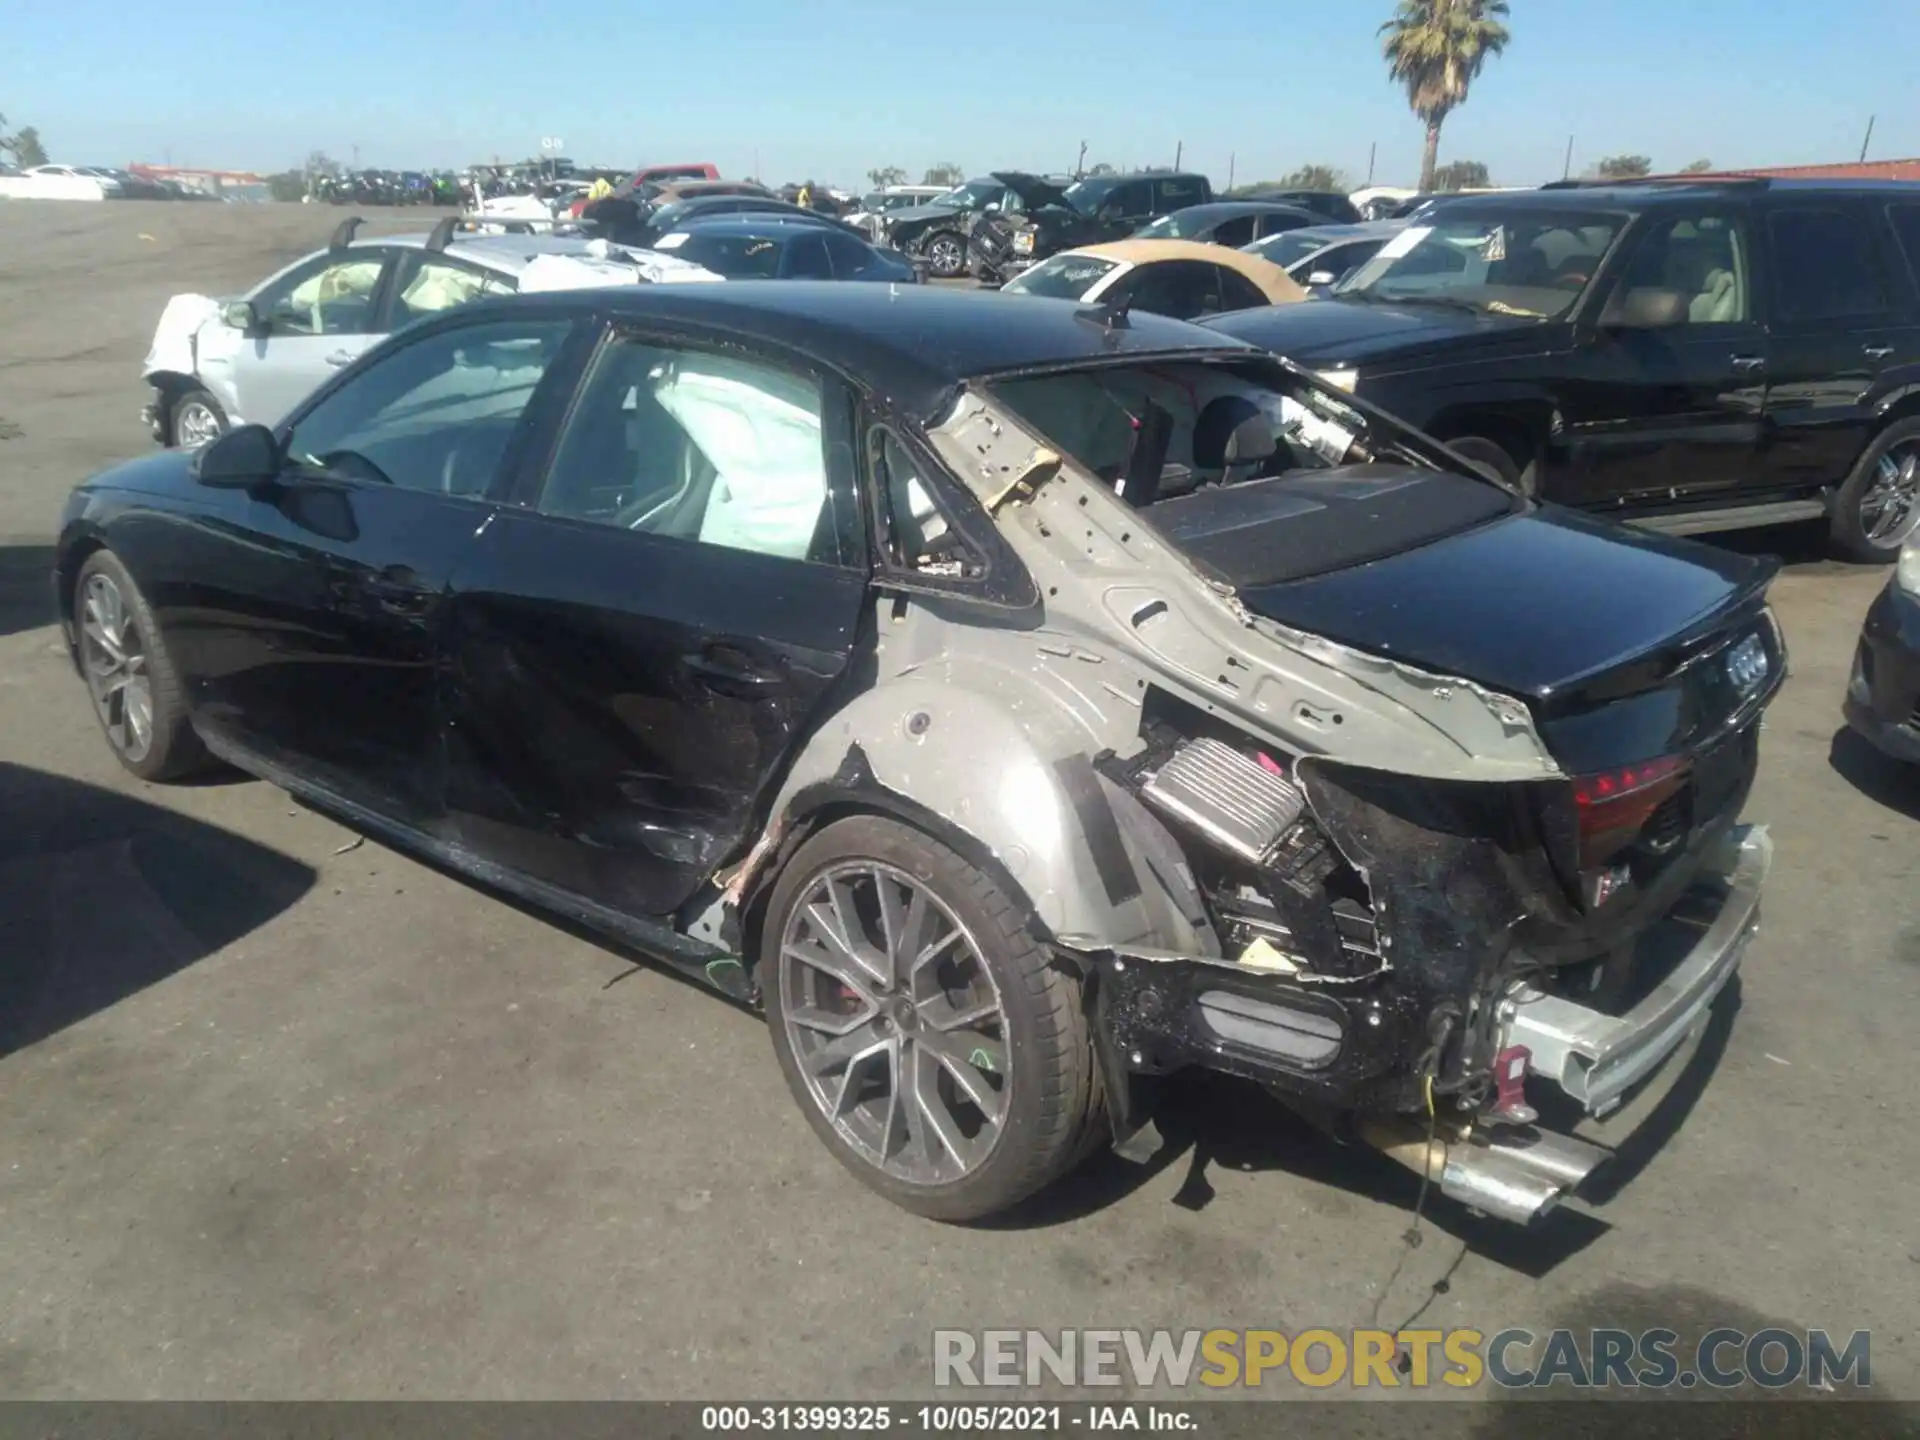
[1071,238,1306,303]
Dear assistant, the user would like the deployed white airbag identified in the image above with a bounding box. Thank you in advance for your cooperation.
[655,358,826,562]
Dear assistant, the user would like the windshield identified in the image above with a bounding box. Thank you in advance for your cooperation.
[1003,254,1119,301]
[1335,208,1625,319]
[1249,232,1338,269]
[661,232,785,278]
[934,178,1005,210]
[983,360,1514,585]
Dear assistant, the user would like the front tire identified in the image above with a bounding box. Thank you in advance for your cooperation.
[1830,417,1920,562]
[171,388,227,450]
[761,815,1102,1221]
[923,231,968,279]
[74,550,209,782]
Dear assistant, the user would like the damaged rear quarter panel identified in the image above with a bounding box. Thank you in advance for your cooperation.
[753,376,1567,960]
[922,387,1566,784]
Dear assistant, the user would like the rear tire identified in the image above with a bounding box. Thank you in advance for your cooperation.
[73,550,210,782]
[761,814,1102,1222]
[1829,417,1920,563]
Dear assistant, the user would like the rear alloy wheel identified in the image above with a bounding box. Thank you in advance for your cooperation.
[171,388,227,450]
[74,551,208,781]
[763,815,1101,1221]
[923,232,967,279]
[1831,419,1920,562]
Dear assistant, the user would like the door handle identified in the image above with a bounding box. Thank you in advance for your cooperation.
[1863,345,1895,361]
[683,646,782,695]
[324,349,355,367]
[1730,355,1767,373]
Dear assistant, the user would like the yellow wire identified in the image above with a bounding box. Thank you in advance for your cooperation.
[1424,1072,1435,1118]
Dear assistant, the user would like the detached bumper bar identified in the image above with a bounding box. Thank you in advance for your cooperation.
[1501,824,1768,1116]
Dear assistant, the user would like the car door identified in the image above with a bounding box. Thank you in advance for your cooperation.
[216,248,397,426]
[1757,199,1904,491]
[1553,207,1768,507]
[438,325,869,919]
[180,312,582,831]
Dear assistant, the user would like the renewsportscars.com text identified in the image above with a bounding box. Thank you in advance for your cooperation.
[933,1327,1872,1391]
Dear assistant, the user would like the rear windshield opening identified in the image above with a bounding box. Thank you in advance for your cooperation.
[984,360,1518,584]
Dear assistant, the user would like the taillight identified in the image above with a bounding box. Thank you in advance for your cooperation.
[1573,754,1689,868]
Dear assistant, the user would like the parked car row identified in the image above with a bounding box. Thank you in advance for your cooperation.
[0,164,223,202]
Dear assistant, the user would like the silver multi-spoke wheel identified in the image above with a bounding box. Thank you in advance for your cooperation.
[174,398,225,450]
[80,572,154,762]
[1860,441,1920,547]
[778,861,1009,1186]
[926,234,965,278]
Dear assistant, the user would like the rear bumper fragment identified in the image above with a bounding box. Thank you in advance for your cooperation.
[1499,823,1768,1116]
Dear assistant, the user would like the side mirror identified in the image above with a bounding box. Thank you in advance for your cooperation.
[1307,270,1337,287]
[193,424,280,488]
[223,299,262,333]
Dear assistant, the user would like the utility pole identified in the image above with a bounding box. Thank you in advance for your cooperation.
[1860,115,1876,163]
[1076,140,1087,178]
[1366,141,1376,186]
[1562,135,1575,181]
[1226,152,1235,191]
[1173,140,1183,170]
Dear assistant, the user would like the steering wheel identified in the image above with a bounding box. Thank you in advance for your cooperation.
[319,449,396,486]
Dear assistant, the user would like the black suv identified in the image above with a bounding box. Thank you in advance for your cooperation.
[1204,179,1920,560]
[972,171,1214,284]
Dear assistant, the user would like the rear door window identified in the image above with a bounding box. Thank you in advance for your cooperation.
[1766,206,1891,322]
[1210,215,1257,247]
[1155,176,1207,213]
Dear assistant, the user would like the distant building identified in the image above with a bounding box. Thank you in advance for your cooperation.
[1654,158,1920,183]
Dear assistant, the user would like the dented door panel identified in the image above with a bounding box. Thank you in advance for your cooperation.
[440,510,867,919]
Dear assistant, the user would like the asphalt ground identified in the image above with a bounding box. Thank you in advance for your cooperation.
[0,200,1915,1422]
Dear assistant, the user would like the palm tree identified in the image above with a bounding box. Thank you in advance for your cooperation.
[1380,0,1511,193]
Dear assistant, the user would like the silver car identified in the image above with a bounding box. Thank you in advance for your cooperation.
[140,221,615,448]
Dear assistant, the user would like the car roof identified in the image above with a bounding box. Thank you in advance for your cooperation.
[347,232,602,273]
[1167,201,1317,220]
[491,283,1257,419]
[1067,239,1307,303]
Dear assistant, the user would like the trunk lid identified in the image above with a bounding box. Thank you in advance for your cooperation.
[1230,503,1783,773]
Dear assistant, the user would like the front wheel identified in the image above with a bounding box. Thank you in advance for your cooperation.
[171,388,227,450]
[73,550,210,782]
[922,231,968,279]
[761,814,1102,1221]
[1830,418,1920,562]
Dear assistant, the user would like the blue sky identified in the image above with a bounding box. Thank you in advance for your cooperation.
[8,0,1917,186]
